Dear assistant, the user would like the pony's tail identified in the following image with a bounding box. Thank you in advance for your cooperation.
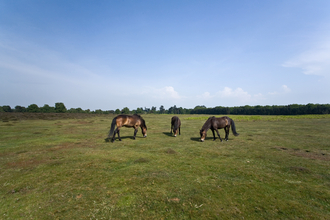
[107,117,117,138]
[231,119,239,136]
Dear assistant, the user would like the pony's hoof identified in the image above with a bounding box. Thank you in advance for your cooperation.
[105,138,110,142]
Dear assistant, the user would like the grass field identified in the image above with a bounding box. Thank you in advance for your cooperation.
[1,113,330,219]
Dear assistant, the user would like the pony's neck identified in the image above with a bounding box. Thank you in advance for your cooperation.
[174,121,179,130]
[140,120,146,129]
[202,117,214,132]
[202,123,211,132]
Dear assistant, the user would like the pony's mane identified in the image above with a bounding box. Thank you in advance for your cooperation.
[133,114,147,128]
[201,116,215,131]
[173,117,180,130]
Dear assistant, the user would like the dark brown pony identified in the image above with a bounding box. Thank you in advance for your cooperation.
[105,114,147,142]
[170,116,181,137]
[200,116,239,142]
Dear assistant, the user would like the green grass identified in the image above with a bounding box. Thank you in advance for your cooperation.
[1,114,330,219]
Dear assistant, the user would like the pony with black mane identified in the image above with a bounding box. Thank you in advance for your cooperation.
[105,114,147,142]
[170,116,181,137]
[200,116,239,142]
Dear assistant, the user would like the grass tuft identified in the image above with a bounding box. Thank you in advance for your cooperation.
[134,158,150,163]
[165,148,177,154]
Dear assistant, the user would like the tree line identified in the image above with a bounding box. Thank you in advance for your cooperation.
[1,103,330,115]
[189,104,330,115]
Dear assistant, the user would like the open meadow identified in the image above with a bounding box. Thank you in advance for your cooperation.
[1,113,330,219]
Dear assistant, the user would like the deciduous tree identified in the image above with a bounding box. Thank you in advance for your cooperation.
[55,102,67,113]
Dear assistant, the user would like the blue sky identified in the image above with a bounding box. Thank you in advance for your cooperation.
[1,0,330,111]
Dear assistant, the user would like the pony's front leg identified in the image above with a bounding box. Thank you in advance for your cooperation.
[211,129,216,141]
[179,127,181,135]
[133,128,138,140]
[215,129,223,142]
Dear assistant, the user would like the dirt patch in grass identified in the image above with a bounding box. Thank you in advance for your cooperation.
[8,186,33,195]
[272,146,288,151]
[134,158,149,163]
[2,123,14,126]
[6,159,46,169]
[46,142,79,151]
[292,151,330,161]
[165,148,177,154]
[168,197,180,203]
[289,166,311,173]
[272,146,330,161]
[16,150,28,154]
[70,120,94,125]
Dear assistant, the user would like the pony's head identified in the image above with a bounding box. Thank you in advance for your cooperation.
[200,129,206,142]
[173,127,179,137]
[142,126,147,137]
[140,119,147,137]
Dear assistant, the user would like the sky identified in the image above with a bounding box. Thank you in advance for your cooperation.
[1,0,330,111]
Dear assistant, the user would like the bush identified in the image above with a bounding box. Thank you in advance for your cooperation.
[27,104,40,113]
[2,105,12,112]
[55,102,67,113]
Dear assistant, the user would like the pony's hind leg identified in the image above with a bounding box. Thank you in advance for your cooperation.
[111,128,118,142]
[225,127,229,141]
[117,129,122,141]
[113,128,121,141]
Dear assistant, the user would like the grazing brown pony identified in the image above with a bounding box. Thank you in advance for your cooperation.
[200,116,239,142]
[105,114,147,142]
[171,116,181,137]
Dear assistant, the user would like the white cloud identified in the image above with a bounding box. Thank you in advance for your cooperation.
[282,41,330,77]
[216,87,252,102]
[142,86,182,100]
[163,86,181,99]
[281,85,291,93]
[196,87,266,106]
[196,85,294,107]
[197,92,212,99]
[269,85,291,95]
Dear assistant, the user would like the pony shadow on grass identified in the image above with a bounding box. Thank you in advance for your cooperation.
[163,132,174,137]
[190,137,215,142]
[105,136,142,142]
